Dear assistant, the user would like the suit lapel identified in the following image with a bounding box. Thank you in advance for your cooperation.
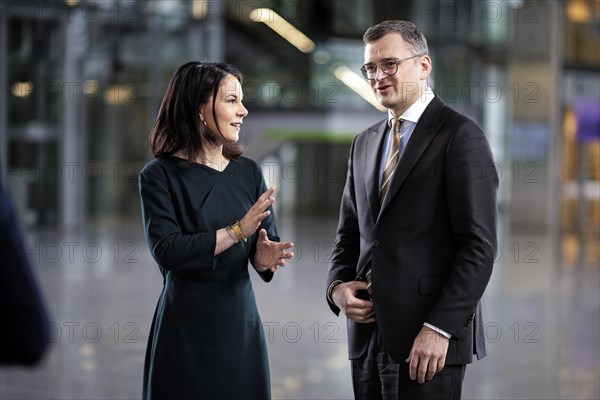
[379,97,446,214]
[364,119,388,223]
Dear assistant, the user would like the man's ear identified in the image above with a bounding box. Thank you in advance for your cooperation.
[420,55,432,79]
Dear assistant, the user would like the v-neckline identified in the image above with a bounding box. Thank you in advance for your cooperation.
[169,155,232,174]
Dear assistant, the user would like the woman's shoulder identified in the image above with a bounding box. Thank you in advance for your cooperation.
[234,155,262,175]
[139,156,180,180]
[237,155,259,169]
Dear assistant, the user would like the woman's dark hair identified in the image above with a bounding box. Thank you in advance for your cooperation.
[149,61,244,162]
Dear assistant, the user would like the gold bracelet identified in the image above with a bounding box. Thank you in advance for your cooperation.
[229,220,247,242]
[225,226,238,242]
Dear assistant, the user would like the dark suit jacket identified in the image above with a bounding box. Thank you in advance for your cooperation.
[0,182,49,365]
[326,96,497,366]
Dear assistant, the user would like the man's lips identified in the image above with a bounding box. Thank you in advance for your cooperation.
[375,84,392,93]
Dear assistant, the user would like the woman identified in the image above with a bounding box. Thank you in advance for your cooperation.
[139,61,294,399]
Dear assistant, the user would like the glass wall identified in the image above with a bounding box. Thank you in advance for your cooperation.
[560,0,600,268]
[1,0,598,269]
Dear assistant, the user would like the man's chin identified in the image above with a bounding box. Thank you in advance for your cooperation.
[377,97,395,110]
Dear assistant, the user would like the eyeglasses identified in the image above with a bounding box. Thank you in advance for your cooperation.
[360,55,422,80]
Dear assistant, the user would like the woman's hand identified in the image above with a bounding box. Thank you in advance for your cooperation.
[239,186,276,239]
[254,229,294,273]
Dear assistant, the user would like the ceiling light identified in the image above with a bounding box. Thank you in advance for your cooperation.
[249,8,315,53]
[332,64,385,111]
[567,0,591,23]
[11,81,33,98]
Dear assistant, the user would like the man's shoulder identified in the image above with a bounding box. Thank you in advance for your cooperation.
[435,99,481,130]
[355,118,388,139]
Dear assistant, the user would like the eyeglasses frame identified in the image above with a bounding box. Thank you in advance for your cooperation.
[360,54,424,80]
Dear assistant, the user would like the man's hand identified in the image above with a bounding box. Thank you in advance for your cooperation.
[331,281,375,323]
[405,326,449,384]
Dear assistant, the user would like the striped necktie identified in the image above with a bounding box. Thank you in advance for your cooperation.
[380,118,402,204]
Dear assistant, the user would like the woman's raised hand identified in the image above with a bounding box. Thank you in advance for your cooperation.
[239,186,276,239]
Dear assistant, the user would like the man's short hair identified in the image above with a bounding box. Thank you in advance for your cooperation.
[363,20,428,56]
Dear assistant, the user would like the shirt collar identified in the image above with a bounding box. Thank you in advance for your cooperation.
[387,88,436,128]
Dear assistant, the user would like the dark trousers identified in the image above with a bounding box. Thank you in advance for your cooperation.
[351,325,466,400]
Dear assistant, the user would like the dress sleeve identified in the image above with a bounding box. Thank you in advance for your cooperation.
[248,160,278,282]
[139,163,217,271]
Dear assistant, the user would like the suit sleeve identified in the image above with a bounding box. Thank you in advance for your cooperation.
[139,164,217,271]
[426,120,498,339]
[326,136,362,314]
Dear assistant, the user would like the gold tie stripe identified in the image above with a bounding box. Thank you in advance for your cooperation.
[380,118,402,204]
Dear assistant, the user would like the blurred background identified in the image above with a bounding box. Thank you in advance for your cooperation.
[0,0,599,399]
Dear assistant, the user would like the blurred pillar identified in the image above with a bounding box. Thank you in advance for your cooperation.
[146,15,162,141]
[60,10,87,228]
[187,23,204,60]
[508,0,562,231]
[205,1,224,61]
[187,0,224,61]
[0,14,7,166]
[482,64,508,241]
[548,3,564,265]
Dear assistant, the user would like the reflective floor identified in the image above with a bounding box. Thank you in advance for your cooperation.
[1,212,599,400]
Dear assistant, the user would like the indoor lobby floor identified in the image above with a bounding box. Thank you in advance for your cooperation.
[1,212,598,400]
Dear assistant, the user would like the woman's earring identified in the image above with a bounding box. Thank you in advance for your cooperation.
[199,114,207,127]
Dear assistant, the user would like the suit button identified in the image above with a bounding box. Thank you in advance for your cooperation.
[372,240,380,247]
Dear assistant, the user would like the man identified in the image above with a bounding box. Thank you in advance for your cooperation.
[326,20,497,399]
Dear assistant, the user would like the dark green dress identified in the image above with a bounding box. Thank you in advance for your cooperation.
[139,156,277,400]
